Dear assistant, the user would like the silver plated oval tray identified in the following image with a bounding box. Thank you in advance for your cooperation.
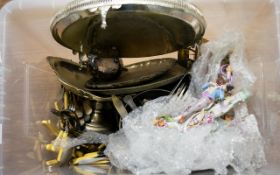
[47,56,187,96]
[51,0,206,58]
[47,57,112,102]
[86,58,176,89]
[85,65,186,95]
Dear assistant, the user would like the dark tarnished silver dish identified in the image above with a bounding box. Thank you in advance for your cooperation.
[47,56,187,96]
[48,56,112,102]
[51,0,206,58]
[85,64,186,95]
[86,58,177,89]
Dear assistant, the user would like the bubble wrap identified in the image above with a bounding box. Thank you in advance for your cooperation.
[190,33,256,97]
[105,33,266,174]
[52,131,108,150]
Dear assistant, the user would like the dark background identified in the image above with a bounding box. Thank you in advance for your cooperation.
[0,0,10,8]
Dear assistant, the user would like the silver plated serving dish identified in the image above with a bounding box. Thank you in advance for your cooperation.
[47,0,207,147]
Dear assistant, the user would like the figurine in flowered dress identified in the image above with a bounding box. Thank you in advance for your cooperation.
[175,61,234,124]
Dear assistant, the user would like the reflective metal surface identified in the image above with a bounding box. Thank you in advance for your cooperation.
[86,64,187,95]
[86,58,176,89]
[51,0,206,57]
[48,56,112,102]
[48,56,187,96]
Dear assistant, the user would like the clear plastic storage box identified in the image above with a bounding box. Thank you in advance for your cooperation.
[0,0,280,174]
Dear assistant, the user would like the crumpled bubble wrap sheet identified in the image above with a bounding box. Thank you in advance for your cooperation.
[105,34,266,175]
